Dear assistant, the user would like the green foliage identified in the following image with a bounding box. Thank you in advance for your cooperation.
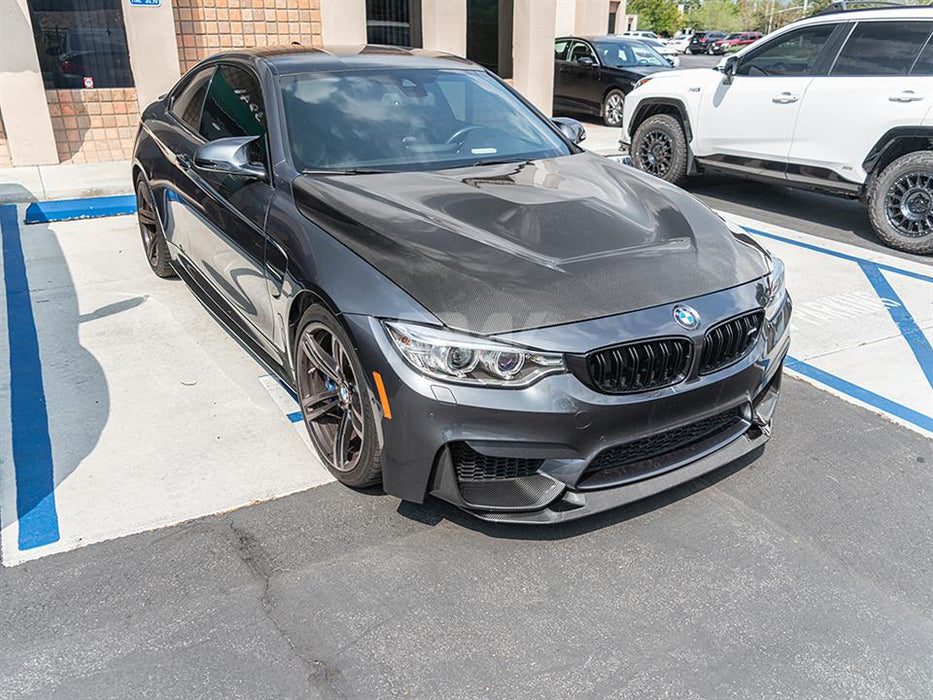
[686,0,741,32]
[628,0,684,36]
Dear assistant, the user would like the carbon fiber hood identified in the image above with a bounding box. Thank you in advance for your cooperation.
[294,152,768,334]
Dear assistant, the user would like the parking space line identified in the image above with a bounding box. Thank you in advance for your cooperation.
[0,205,60,550]
[785,356,933,433]
[858,262,933,388]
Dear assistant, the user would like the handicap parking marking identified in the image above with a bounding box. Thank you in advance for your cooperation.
[718,210,933,438]
[1,209,332,565]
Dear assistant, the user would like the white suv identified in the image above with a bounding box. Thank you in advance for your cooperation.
[620,5,933,254]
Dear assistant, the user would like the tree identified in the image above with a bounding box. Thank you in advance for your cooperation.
[628,0,684,36]
[686,0,741,32]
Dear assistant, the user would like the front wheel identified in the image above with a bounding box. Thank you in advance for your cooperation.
[294,305,383,487]
[602,89,625,127]
[867,151,933,254]
[631,114,688,185]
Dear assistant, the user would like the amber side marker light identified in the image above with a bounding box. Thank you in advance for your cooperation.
[372,371,392,420]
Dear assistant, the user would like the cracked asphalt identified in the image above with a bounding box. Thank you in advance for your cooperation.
[1,377,931,698]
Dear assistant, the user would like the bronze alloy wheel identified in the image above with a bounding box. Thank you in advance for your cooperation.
[296,321,367,474]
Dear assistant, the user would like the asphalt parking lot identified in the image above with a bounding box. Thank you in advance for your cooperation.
[2,93,932,696]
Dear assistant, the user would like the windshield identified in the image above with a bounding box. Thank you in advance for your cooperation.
[280,68,572,172]
[594,40,669,68]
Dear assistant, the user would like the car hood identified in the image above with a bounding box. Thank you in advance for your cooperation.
[293,152,769,334]
[617,64,672,77]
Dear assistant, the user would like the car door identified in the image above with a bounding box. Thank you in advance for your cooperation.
[788,20,933,187]
[693,22,839,172]
[186,64,277,346]
[562,40,603,111]
[553,39,572,109]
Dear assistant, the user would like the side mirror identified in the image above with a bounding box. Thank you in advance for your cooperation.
[194,135,266,179]
[720,55,738,84]
[552,117,586,145]
[576,55,596,66]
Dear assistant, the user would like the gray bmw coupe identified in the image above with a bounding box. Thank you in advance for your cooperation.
[133,45,791,523]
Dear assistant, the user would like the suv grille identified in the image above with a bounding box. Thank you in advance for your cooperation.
[450,443,543,481]
[579,338,692,394]
[582,406,745,484]
[699,311,764,375]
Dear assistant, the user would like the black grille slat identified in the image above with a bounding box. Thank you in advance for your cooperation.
[698,310,764,375]
[581,337,692,394]
[451,443,544,481]
[582,407,746,483]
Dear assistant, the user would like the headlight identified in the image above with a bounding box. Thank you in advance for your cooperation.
[384,321,565,387]
[634,76,653,89]
[764,257,787,319]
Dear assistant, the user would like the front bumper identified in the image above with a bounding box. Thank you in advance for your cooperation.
[345,279,791,523]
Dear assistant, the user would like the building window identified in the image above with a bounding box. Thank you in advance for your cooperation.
[366,0,423,48]
[26,0,133,90]
[466,0,513,78]
[608,12,617,34]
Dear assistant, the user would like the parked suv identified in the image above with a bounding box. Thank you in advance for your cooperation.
[621,6,933,254]
[709,31,762,54]
[687,31,727,54]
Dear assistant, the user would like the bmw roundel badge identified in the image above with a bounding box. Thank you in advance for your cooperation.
[673,305,700,330]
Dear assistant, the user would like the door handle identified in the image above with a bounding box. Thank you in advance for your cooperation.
[175,152,193,170]
[771,92,799,104]
[889,90,924,102]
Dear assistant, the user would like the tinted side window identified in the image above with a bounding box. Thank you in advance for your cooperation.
[738,24,835,76]
[569,41,596,62]
[555,40,569,60]
[170,68,214,133]
[199,65,266,142]
[832,21,933,76]
[911,33,933,74]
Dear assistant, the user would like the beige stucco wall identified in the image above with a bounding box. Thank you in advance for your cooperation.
[0,0,58,165]
[512,0,557,115]
[320,0,367,46]
[124,0,182,110]
[422,0,467,56]
[574,0,609,35]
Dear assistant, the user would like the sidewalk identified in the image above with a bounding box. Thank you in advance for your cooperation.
[0,160,132,204]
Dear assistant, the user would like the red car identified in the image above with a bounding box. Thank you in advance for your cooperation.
[708,31,762,55]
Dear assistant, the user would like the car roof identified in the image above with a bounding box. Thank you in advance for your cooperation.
[197,44,479,75]
[794,5,933,25]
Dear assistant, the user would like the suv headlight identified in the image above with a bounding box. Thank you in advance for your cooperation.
[384,321,565,387]
[764,257,787,319]
[634,76,653,89]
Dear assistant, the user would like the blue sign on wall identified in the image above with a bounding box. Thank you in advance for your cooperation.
[128,0,162,6]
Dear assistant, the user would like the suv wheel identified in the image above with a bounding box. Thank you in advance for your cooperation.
[602,89,625,127]
[631,114,688,185]
[868,151,933,254]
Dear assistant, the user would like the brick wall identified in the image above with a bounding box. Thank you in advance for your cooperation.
[46,89,141,164]
[173,0,323,73]
[0,111,11,168]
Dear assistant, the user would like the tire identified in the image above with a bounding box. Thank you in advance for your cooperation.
[602,89,625,127]
[631,114,689,185]
[867,151,933,254]
[293,304,383,488]
[707,45,716,55]
[135,175,175,278]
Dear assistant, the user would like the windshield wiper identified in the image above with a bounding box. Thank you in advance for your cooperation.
[468,158,531,168]
[301,167,394,176]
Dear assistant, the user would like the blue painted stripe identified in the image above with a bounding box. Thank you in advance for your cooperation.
[859,261,933,388]
[785,355,933,433]
[287,411,303,423]
[742,225,933,284]
[1,205,60,549]
[24,195,137,224]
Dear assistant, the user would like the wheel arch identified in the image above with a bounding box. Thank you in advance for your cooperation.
[286,287,344,360]
[863,127,933,178]
[628,98,693,142]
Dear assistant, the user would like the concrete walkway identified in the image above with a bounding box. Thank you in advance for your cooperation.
[0,161,132,204]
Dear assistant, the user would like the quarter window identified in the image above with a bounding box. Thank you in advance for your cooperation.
[737,24,835,77]
[554,40,570,60]
[832,21,933,76]
[170,68,214,133]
